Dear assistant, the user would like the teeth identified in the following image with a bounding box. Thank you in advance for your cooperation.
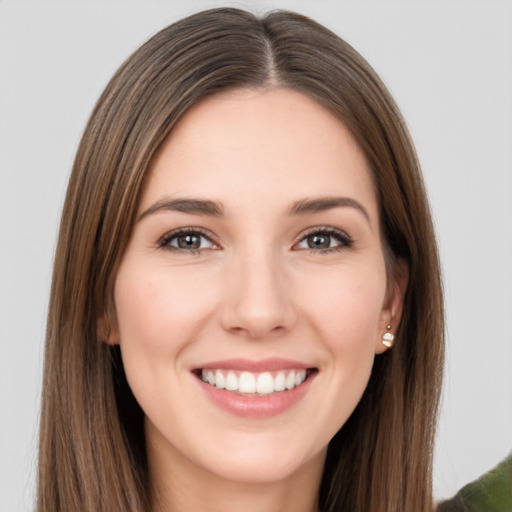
[285,371,296,390]
[225,372,238,391]
[256,372,274,394]
[200,368,309,394]
[295,370,306,386]
[274,372,286,391]
[239,372,256,393]
[215,370,225,389]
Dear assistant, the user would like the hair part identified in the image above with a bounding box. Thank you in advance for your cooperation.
[38,8,443,512]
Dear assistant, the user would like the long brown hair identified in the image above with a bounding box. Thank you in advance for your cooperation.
[38,8,444,512]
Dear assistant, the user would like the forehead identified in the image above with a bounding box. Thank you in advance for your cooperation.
[143,88,378,218]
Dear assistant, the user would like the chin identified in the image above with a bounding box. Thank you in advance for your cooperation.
[191,432,326,485]
[205,453,319,485]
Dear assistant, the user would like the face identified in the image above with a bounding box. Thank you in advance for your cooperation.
[111,88,404,487]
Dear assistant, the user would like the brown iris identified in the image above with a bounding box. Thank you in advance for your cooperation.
[177,234,201,249]
[307,234,331,249]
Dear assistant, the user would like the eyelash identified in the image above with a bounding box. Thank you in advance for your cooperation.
[157,227,218,255]
[295,226,353,254]
[157,226,353,255]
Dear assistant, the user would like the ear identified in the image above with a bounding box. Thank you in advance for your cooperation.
[97,314,120,346]
[375,259,409,354]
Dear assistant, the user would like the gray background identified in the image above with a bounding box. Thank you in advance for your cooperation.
[1,1,511,510]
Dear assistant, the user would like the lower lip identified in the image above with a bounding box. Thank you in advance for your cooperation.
[195,372,316,419]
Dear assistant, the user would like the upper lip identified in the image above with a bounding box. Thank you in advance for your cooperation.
[191,358,314,372]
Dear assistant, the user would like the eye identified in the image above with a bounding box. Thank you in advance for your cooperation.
[295,227,353,253]
[158,228,218,253]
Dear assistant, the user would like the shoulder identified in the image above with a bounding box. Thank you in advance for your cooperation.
[437,453,512,512]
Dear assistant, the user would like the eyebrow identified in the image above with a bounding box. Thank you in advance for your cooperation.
[138,198,225,221]
[287,197,370,222]
[138,196,369,223]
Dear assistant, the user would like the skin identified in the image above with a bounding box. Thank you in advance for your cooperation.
[108,88,407,512]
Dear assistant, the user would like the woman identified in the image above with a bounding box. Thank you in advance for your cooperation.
[38,8,444,512]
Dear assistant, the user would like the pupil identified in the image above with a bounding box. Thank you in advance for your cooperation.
[178,234,200,249]
[308,234,330,249]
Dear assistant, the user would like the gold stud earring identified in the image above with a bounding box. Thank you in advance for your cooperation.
[382,325,394,348]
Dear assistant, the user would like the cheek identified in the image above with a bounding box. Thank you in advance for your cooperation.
[304,267,387,426]
[305,265,387,346]
[299,261,388,417]
[114,264,215,353]
[112,262,220,419]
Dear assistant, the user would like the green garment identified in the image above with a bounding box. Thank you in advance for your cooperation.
[438,454,512,512]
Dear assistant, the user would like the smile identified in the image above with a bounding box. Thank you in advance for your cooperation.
[199,369,309,395]
[192,359,318,418]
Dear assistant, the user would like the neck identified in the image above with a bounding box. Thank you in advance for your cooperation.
[147,430,324,512]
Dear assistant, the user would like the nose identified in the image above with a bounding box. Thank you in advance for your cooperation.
[220,249,297,339]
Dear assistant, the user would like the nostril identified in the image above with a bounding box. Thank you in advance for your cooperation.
[219,272,297,338]
[226,323,288,339]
